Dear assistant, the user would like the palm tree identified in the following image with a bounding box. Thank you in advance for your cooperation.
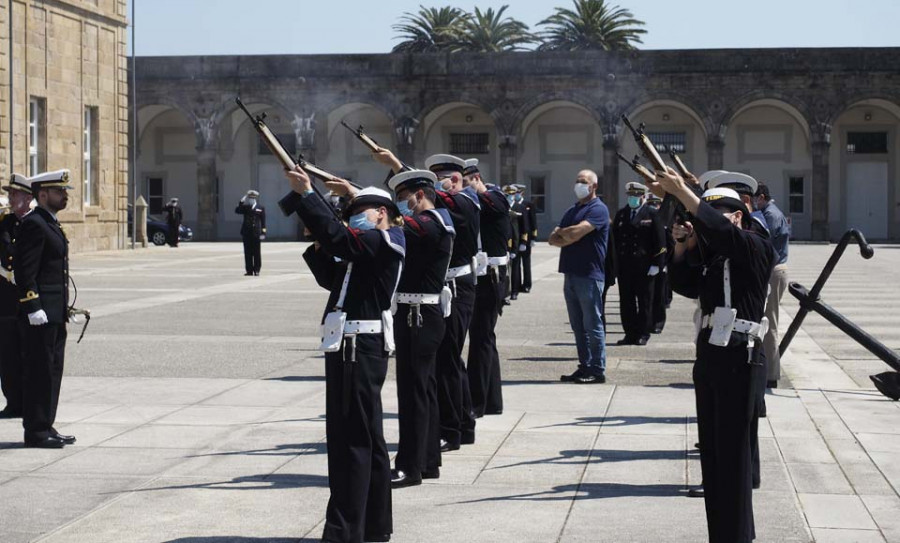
[537,0,646,51]
[456,5,537,53]
[392,5,467,53]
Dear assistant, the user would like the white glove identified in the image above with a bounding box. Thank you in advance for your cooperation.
[648,265,660,277]
[0,269,14,285]
[28,309,48,326]
[259,235,266,241]
[510,253,517,260]
[530,241,535,248]
[69,314,81,324]
[518,244,526,252]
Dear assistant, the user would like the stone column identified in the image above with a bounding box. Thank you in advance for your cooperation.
[394,116,419,166]
[498,134,518,184]
[811,124,832,241]
[602,130,620,205]
[706,134,725,171]
[195,117,219,241]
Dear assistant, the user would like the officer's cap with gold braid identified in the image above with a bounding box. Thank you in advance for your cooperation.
[501,184,518,195]
[29,169,73,190]
[625,182,648,195]
[2,173,32,194]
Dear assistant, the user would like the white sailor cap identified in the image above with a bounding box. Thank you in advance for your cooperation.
[501,184,518,195]
[625,182,648,194]
[698,170,729,189]
[706,171,758,196]
[28,169,73,190]
[2,173,32,194]
[388,170,437,193]
[425,154,467,174]
[343,186,400,220]
[246,189,260,198]
[513,184,526,193]
[701,187,751,225]
[463,158,480,176]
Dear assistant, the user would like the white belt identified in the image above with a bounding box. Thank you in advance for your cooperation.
[488,255,509,267]
[700,314,763,338]
[344,320,383,334]
[446,264,472,280]
[396,293,440,305]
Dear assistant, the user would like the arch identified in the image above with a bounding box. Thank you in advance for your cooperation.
[420,101,499,147]
[832,98,900,124]
[325,102,395,143]
[518,99,600,143]
[724,94,812,143]
[511,91,602,137]
[136,104,196,153]
[622,98,710,141]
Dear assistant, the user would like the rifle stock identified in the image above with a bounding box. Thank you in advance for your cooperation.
[616,153,656,184]
[621,115,667,172]
[341,121,381,152]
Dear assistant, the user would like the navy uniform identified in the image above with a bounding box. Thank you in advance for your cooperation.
[466,160,510,418]
[281,185,404,543]
[613,182,666,345]
[15,170,75,448]
[0,174,31,419]
[426,154,481,450]
[235,190,267,276]
[646,193,674,333]
[504,185,527,300]
[670,187,775,543]
[386,170,455,489]
[162,198,182,247]
[517,185,537,292]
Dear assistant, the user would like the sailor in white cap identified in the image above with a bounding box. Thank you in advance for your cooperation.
[382,169,456,489]
[612,181,666,345]
[282,164,404,543]
[705,171,769,235]
[235,189,267,275]
[15,169,76,448]
[162,196,182,247]
[657,167,776,543]
[0,174,33,419]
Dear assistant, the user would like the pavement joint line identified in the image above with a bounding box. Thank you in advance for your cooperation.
[554,384,618,543]
[471,411,527,486]
[70,246,303,276]
[820,391,900,500]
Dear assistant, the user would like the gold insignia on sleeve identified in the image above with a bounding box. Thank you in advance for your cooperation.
[19,290,39,303]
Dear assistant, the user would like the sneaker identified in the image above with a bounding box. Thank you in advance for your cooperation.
[560,369,585,382]
[573,373,606,384]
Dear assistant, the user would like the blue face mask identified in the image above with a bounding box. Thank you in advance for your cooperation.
[349,211,376,230]
[397,200,414,218]
[627,196,642,209]
[516,195,523,203]
[506,195,516,206]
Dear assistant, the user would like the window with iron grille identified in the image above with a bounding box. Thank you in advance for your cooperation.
[259,134,297,157]
[84,107,99,206]
[146,177,164,216]
[646,131,687,155]
[530,175,547,214]
[846,132,888,154]
[788,176,804,214]
[450,133,490,155]
[29,98,46,176]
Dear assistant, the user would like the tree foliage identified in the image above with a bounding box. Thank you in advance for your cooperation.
[537,0,647,51]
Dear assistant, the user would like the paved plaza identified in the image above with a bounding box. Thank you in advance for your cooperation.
[0,241,898,542]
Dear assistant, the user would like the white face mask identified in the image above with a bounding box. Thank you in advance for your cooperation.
[574,183,592,200]
[246,198,257,207]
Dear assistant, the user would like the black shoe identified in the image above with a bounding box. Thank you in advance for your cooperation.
[574,373,606,384]
[652,326,664,334]
[390,469,422,489]
[485,409,503,415]
[616,337,635,346]
[0,407,22,419]
[561,369,585,382]
[687,485,704,498]
[766,380,777,389]
[440,439,460,453]
[510,293,518,300]
[244,272,253,276]
[51,429,76,445]
[363,534,391,543]
[694,442,700,449]
[254,271,260,276]
[422,467,440,480]
[634,336,650,346]
[522,287,530,293]
[461,432,475,445]
[24,435,66,449]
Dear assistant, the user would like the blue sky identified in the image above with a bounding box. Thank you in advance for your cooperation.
[127,0,899,56]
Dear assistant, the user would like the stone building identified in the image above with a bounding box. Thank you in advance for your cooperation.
[135,49,900,242]
[0,0,130,252]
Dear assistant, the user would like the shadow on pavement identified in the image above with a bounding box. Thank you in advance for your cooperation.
[455,482,686,503]
[164,537,316,542]
[189,442,327,458]
[488,448,686,470]
[138,474,329,492]
[264,376,326,382]
[532,415,694,430]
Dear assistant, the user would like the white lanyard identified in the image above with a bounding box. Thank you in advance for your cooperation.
[335,263,353,311]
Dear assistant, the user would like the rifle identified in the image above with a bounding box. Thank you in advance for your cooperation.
[621,115,667,172]
[341,121,413,173]
[235,98,343,221]
[616,153,656,185]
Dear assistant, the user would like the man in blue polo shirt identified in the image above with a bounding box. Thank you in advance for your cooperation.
[549,169,610,384]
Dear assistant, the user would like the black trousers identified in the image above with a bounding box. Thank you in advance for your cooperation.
[618,264,655,340]
[467,269,504,417]
[242,237,261,273]
[693,338,765,543]
[322,334,392,543]
[652,270,669,331]
[167,223,179,247]
[22,323,66,441]
[521,248,533,291]
[0,316,25,413]
[436,275,476,447]
[510,254,522,296]
[394,304,444,477]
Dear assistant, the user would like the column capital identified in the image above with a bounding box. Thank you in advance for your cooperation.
[292,113,317,151]
[498,134,517,149]
[194,116,219,152]
[811,122,832,147]
[393,116,419,147]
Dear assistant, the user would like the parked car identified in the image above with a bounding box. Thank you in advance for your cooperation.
[147,215,193,246]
